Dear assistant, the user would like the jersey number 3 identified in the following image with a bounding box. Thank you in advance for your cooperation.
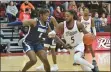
[71,36,74,43]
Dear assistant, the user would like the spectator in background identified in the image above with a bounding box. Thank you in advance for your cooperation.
[100,13,107,32]
[20,0,35,13]
[93,12,102,32]
[68,1,77,12]
[19,8,31,21]
[19,26,29,40]
[18,26,29,47]
[53,6,64,23]
[78,3,85,17]
[6,1,18,22]
[0,2,6,20]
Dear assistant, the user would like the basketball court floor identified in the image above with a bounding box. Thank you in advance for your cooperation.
[1,51,110,71]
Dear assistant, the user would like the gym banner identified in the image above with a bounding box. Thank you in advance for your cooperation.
[92,36,110,50]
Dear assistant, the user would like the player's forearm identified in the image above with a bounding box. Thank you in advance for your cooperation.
[7,21,23,26]
[92,27,96,36]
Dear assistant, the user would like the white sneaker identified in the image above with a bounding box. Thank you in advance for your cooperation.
[51,64,59,71]
[36,64,44,71]
[57,48,61,52]
[62,49,68,52]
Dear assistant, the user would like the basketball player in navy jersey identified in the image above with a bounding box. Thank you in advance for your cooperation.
[36,16,59,71]
[3,9,56,72]
[55,10,98,72]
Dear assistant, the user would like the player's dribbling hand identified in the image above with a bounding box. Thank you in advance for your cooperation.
[64,44,72,49]
[92,33,96,39]
[48,30,56,38]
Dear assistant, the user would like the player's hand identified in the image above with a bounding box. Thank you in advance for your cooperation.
[64,44,72,49]
[48,30,56,38]
[92,33,96,39]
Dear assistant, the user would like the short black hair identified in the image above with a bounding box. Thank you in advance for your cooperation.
[39,8,50,15]
[66,9,78,20]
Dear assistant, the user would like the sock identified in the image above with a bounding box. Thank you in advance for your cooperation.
[92,57,96,60]
[74,52,94,69]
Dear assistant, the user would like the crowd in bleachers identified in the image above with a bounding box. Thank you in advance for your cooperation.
[0,1,110,31]
[0,1,110,53]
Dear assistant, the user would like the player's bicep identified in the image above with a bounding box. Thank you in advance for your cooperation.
[51,16,58,28]
[56,22,64,36]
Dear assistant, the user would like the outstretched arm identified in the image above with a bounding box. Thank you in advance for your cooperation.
[3,19,37,27]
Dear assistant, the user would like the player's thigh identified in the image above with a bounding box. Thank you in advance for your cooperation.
[74,42,85,53]
[36,50,48,63]
[22,42,37,61]
[26,50,37,62]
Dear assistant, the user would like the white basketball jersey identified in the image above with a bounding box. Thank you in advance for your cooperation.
[63,20,83,47]
[81,16,91,33]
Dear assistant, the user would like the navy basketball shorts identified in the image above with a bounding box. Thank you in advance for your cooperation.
[22,41,44,53]
[44,37,56,49]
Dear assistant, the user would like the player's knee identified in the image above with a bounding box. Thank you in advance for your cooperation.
[42,58,48,64]
[74,54,81,62]
[30,58,37,64]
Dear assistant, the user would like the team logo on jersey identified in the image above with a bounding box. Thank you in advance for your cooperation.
[82,22,90,25]
[38,27,46,33]
[66,31,77,36]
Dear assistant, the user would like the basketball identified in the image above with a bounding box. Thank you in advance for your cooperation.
[83,33,95,45]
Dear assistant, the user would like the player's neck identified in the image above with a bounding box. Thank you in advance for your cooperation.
[39,18,45,26]
[66,19,74,30]
[68,19,74,25]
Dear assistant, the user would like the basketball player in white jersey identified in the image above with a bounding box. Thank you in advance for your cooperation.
[79,8,97,61]
[55,10,97,72]
[80,8,96,36]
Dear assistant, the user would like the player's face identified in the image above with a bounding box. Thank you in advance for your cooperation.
[84,9,89,16]
[65,12,73,23]
[42,12,50,22]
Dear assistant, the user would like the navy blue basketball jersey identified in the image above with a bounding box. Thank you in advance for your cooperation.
[24,19,49,43]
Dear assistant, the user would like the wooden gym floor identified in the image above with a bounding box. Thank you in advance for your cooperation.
[1,51,110,72]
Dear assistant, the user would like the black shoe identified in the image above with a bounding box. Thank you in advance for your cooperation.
[92,66,99,72]
[73,63,80,65]
[92,60,99,72]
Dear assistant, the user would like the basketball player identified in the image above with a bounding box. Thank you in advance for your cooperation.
[79,8,97,61]
[3,9,56,72]
[36,16,59,71]
[80,8,96,36]
[55,10,97,71]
